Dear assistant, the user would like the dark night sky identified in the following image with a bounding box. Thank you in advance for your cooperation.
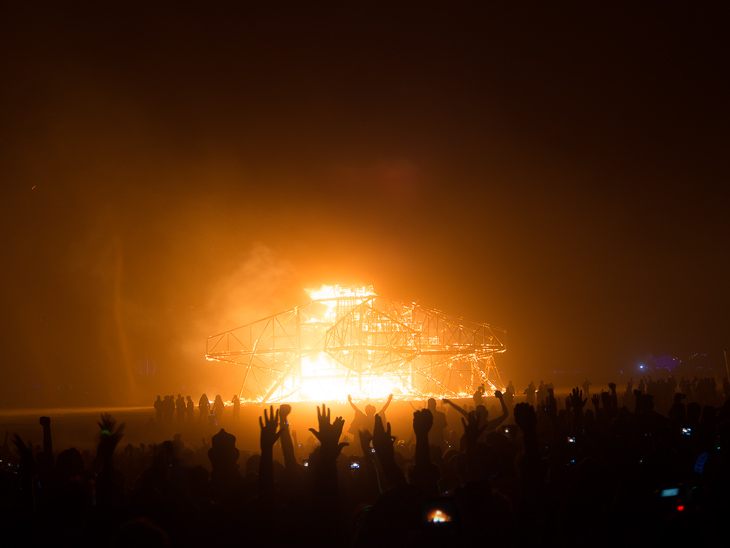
[1,2,728,407]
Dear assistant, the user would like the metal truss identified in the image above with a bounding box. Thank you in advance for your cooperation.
[205,287,506,403]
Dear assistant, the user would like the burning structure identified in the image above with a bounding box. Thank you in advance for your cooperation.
[205,285,506,403]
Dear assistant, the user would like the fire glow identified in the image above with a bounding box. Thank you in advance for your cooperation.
[206,285,506,403]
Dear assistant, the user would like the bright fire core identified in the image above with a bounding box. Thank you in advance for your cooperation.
[205,285,506,403]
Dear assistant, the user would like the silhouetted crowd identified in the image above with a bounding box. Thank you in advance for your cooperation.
[2,377,730,547]
[153,394,240,427]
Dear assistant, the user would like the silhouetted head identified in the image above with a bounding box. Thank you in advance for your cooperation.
[365,404,376,416]
[245,453,261,474]
[56,447,84,478]
[208,428,239,470]
[427,398,436,410]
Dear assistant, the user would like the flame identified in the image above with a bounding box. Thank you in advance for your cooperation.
[207,283,505,403]
[304,285,376,324]
[306,284,376,301]
[298,351,397,401]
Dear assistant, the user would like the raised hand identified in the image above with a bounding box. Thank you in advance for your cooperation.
[494,390,504,400]
[371,414,405,487]
[461,410,487,447]
[546,388,557,420]
[358,428,373,456]
[413,408,433,438]
[39,416,53,460]
[12,434,36,507]
[591,393,601,411]
[276,404,297,469]
[412,409,440,491]
[279,403,292,427]
[570,387,587,412]
[514,402,537,434]
[347,394,360,411]
[12,434,34,468]
[259,405,282,450]
[371,414,396,456]
[97,413,125,458]
[309,404,348,460]
[97,413,121,435]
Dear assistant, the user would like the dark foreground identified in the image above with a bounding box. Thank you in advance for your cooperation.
[1,381,729,547]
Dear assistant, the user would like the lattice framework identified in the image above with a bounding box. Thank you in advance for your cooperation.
[205,288,506,403]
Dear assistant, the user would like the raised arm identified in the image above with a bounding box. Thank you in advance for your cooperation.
[514,403,539,460]
[347,394,361,413]
[37,416,54,485]
[485,390,508,430]
[442,398,468,417]
[378,393,394,415]
[461,410,488,481]
[278,404,298,473]
[96,413,126,509]
[569,387,587,432]
[308,404,348,504]
[258,405,282,504]
[39,416,52,458]
[411,409,440,493]
[371,414,406,489]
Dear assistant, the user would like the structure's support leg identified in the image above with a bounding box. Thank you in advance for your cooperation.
[239,363,252,400]
[262,361,298,403]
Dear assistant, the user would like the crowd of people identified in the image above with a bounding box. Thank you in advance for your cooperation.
[153,394,241,426]
[1,376,729,547]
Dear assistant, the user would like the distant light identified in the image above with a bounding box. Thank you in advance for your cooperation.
[677,505,684,512]
[639,365,644,370]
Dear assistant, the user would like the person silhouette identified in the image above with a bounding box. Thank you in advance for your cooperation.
[154,395,163,424]
[212,395,225,424]
[347,394,393,443]
[427,398,448,448]
[207,428,244,504]
[185,395,194,422]
[231,395,240,423]
[199,394,210,422]
[175,394,185,422]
